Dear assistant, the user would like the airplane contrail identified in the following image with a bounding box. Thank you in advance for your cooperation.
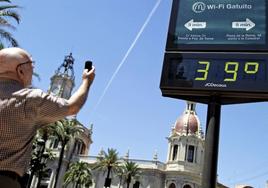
[92,0,163,114]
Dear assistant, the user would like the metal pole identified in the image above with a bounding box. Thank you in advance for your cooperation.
[202,97,221,188]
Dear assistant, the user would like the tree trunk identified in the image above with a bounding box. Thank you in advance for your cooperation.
[118,178,122,188]
[27,172,34,188]
[107,166,111,179]
[27,138,47,188]
[105,166,112,188]
[53,140,66,188]
[36,142,46,186]
[37,171,42,188]
[66,138,76,171]
[126,175,131,188]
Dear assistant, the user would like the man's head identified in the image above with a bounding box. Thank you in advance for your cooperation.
[0,47,34,87]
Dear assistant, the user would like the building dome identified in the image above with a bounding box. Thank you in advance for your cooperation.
[175,113,199,134]
[174,101,201,135]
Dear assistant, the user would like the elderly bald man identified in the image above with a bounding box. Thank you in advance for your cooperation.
[0,47,95,187]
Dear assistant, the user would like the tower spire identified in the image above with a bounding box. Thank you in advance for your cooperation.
[48,53,76,99]
[55,53,75,78]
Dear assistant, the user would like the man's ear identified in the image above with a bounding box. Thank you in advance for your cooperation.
[17,66,24,78]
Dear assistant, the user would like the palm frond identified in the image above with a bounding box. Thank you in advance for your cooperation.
[0,0,11,3]
[93,148,122,178]
[64,161,93,187]
[33,72,41,81]
[0,10,20,24]
[0,42,4,49]
[0,17,16,29]
[0,28,18,46]
[48,119,84,143]
[0,5,18,11]
[0,1,20,47]
[120,161,141,186]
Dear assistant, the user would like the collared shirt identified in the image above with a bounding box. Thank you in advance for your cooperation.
[0,80,69,176]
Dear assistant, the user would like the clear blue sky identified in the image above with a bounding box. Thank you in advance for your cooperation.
[10,0,268,187]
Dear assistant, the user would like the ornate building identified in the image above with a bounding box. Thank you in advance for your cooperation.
[75,101,227,188]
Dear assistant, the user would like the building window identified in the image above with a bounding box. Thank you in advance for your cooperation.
[169,183,176,188]
[80,143,86,154]
[39,169,52,188]
[75,141,82,154]
[187,145,195,163]
[39,186,48,188]
[42,169,52,181]
[49,138,59,149]
[172,145,178,161]
[133,181,140,188]
[183,184,192,188]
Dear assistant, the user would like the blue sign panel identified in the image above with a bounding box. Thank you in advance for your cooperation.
[166,0,268,51]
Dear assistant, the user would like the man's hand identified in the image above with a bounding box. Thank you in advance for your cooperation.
[67,66,96,115]
[82,66,95,87]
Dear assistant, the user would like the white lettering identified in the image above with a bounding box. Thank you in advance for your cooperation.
[204,83,227,88]
[201,3,252,12]
[226,4,252,10]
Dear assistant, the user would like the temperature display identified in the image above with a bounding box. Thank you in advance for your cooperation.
[160,52,268,103]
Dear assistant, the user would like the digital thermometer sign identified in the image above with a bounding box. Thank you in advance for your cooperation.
[160,52,268,104]
[160,0,268,104]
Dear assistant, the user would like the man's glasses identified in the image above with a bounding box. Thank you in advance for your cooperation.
[16,60,35,71]
[17,60,35,67]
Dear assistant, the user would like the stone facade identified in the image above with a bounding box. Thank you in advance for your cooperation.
[63,101,226,188]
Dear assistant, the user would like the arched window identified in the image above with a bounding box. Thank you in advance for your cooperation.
[133,181,140,188]
[53,138,59,148]
[172,145,178,161]
[74,140,86,154]
[169,183,176,188]
[187,145,195,162]
[43,169,52,180]
[80,143,86,154]
[183,184,192,188]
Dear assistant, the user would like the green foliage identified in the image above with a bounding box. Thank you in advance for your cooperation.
[48,118,85,188]
[33,72,41,81]
[0,0,20,47]
[119,161,141,188]
[93,148,121,176]
[48,118,84,144]
[29,134,55,177]
[64,161,93,188]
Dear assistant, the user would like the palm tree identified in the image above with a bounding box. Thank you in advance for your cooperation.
[48,119,84,188]
[93,148,121,187]
[64,161,93,188]
[27,131,55,188]
[36,148,55,187]
[0,0,20,48]
[121,161,141,188]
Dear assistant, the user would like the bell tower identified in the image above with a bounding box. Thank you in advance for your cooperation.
[48,53,75,99]
[165,101,205,188]
[41,53,94,188]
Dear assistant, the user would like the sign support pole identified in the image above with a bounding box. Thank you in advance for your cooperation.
[202,96,221,188]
